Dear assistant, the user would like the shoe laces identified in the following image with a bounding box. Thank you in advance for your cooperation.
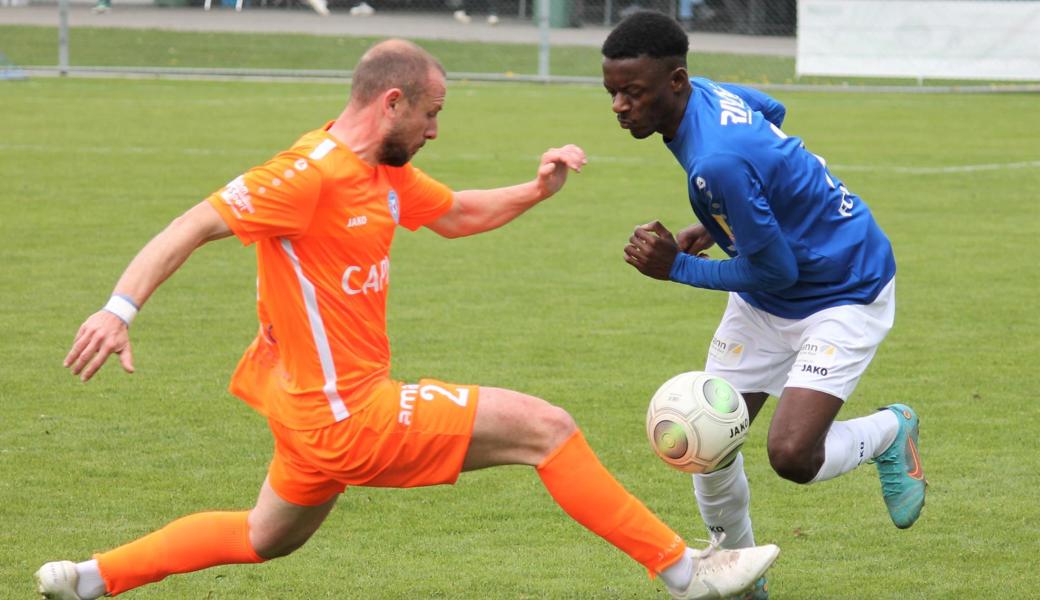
[692,532,730,562]
[692,532,726,558]
[692,533,746,576]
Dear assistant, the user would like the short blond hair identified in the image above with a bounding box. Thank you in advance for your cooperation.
[350,39,445,106]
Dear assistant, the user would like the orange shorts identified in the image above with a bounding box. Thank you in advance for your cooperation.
[267,378,480,506]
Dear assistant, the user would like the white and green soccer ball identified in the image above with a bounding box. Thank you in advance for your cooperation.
[646,371,750,474]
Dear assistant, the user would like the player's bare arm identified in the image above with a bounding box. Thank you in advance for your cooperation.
[64,201,232,382]
[425,144,587,238]
[623,220,679,280]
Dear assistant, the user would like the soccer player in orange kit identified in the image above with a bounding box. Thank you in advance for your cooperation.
[36,39,777,600]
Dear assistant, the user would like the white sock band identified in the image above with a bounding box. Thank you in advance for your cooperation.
[811,410,900,483]
[692,452,755,549]
[659,547,696,591]
[102,294,138,327]
[74,559,106,600]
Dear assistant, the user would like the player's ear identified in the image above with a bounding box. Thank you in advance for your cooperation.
[382,88,405,117]
[670,66,689,92]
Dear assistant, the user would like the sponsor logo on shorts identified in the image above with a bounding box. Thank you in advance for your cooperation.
[798,363,829,376]
[793,339,838,377]
[708,336,744,367]
[398,383,470,426]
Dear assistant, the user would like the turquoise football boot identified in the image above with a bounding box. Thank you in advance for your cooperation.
[873,404,927,528]
[725,577,768,600]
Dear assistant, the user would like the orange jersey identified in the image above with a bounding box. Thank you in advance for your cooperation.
[207,122,454,429]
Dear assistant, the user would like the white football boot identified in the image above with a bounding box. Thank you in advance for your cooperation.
[668,536,779,600]
[35,561,84,600]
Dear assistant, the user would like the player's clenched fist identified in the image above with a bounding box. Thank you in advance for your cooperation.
[676,222,715,256]
[624,220,680,281]
[64,310,135,382]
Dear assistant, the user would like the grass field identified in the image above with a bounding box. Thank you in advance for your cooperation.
[1,70,1039,597]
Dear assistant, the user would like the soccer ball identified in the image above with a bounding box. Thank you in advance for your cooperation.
[646,371,750,474]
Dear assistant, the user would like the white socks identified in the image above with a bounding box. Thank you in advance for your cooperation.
[687,410,900,555]
[692,452,755,549]
[811,409,899,483]
[74,560,106,600]
[659,546,697,590]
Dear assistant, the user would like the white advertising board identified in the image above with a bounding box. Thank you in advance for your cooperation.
[798,0,1040,80]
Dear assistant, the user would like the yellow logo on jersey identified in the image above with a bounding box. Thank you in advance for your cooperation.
[712,214,736,242]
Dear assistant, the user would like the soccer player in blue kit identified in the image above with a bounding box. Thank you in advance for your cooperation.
[601,11,927,599]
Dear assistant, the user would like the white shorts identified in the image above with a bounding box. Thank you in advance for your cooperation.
[704,279,895,401]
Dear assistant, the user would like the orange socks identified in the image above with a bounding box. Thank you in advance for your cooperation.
[95,511,263,596]
[91,435,682,594]
[536,430,685,575]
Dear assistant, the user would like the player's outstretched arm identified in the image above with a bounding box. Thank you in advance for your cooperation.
[65,201,233,382]
[425,144,587,239]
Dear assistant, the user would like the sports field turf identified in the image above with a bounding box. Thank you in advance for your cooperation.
[1,71,1038,597]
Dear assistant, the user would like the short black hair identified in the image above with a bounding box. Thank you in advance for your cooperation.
[601,10,689,62]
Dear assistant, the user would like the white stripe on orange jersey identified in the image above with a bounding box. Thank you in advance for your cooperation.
[279,238,350,422]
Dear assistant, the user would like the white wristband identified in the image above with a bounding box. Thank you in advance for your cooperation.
[102,294,139,327]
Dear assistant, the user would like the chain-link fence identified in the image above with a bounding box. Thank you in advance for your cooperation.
[328,0,795,35]
[1,0,1038,89]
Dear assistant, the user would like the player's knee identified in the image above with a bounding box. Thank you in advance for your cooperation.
[535,404,577,456]
[767,439,816,484]
[252,535,307,560]
[250,528,313,560]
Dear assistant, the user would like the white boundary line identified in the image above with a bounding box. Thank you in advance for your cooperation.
[830,160,1040,174]
[18,66,1040,93]
[3,144,1039,175]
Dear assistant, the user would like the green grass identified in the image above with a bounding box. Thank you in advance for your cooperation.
[1,74,1039,599]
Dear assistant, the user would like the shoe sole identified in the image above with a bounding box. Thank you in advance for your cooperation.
[739,546,779,597]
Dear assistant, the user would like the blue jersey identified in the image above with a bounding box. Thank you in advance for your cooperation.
[665,77,896,319]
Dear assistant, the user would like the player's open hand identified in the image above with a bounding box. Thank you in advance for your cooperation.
[64,310,135,382]
[534,144,587,199]
[624,221,679,280]
[676,223,715,256]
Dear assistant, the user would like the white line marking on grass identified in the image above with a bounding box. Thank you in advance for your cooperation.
[4,144,1038,175]
[0,143,256,158]
[830,160,1040,174]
